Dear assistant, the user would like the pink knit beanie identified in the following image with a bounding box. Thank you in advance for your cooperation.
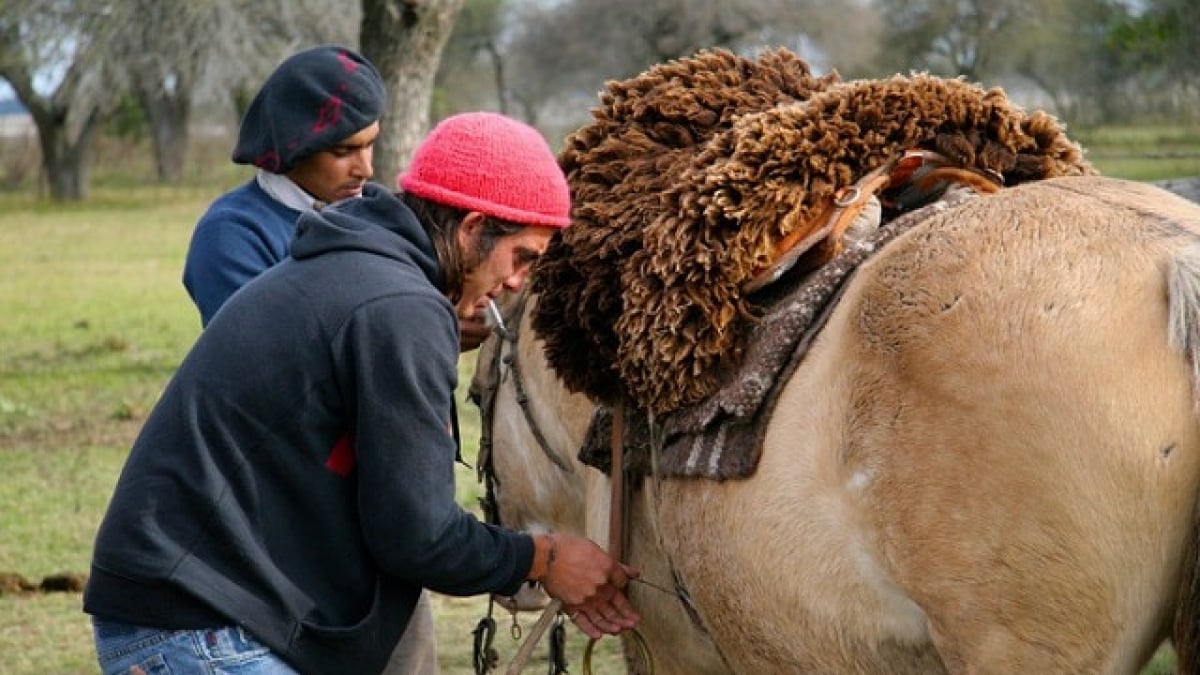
[399,112,572,228]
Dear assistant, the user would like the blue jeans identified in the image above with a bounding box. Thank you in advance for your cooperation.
[92,618,299,675]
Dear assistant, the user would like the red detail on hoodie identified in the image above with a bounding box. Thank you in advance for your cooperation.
[325,433,356,477]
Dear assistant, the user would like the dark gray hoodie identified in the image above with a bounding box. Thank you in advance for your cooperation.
[85,183,534,674]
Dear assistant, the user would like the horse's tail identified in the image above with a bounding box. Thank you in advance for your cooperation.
[1170,243,1200,673]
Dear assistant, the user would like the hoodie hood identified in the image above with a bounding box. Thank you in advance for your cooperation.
[291,183,442,290]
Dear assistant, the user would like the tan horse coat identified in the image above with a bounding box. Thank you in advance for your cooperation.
[475,176,1200,673]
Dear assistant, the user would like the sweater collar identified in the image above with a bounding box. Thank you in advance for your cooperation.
[255,169,321,212]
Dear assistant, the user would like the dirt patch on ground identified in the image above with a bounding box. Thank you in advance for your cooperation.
[0,571,87,595]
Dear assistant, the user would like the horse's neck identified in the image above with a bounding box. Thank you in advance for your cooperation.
[517,304,593,452]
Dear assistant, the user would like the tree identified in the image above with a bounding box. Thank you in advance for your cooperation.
[1109,0,1200,114]
[0,0,360,198]
[869,0,1181,126]
[1006,0,1138,125]
[874,0,1043,82]
[1155,0,1200,90]
[434,0,510,117]
[0,0,119,200]
[110,0,359,184]
[109,1,209,183]
[500,0,871,138]
[361,0,465,183]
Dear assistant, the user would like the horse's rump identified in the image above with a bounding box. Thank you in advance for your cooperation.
[476,175,1200,672]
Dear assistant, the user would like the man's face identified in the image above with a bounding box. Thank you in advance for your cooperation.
[285,121,380,204]
[457,213,556,319]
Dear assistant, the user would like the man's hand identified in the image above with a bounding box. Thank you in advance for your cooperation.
[532,533,641,638]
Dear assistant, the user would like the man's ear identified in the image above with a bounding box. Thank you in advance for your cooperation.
[457,211,486,249]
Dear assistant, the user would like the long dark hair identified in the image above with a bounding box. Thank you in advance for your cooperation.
[400,192,525,303]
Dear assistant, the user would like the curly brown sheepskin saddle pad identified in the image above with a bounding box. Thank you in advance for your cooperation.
[536,47,1094,479]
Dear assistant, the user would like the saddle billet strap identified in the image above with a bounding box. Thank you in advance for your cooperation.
[609,403,627,563]
[882,149,1004,213]
[818,168,895,260]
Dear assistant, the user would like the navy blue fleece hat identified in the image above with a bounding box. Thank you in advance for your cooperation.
[232,45,385,174]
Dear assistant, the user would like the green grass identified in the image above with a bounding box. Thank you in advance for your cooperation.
[0,446,127,578]
[1,122,1196,673]
[1076,123,1200,180]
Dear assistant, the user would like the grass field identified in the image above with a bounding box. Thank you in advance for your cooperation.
[1074,124,1200,181]
[1,127,1197,673]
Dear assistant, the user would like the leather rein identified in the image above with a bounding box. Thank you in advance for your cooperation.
[473,289,576,508]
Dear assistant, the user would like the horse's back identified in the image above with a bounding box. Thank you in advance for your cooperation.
[656,176,1200,673]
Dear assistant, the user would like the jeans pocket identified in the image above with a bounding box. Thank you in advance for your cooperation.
[93,619,176,665]
[100,652,171,675]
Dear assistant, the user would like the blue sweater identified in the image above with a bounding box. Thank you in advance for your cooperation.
[86,184,534,675]
[183,180,301,326]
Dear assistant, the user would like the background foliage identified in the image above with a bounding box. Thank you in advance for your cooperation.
[1,0,1197,200]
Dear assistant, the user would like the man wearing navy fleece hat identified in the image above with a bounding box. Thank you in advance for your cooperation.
[85,112,639,675]
[183,45,385,327]
[183,44,493,350]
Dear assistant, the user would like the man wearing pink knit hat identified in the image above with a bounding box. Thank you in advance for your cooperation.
[85,112,639,675]
[398,111,573,325]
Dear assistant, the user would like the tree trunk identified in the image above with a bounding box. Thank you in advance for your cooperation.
[138,86,192,183]
[484,41,508,116]
[360,0,465,184]
[29,105,102,202]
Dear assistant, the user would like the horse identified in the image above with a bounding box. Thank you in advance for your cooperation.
[472,175,1200,673]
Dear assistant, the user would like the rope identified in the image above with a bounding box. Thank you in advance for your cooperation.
[504,599,564,675]
[582,629,654,674]
[473,600,500,674]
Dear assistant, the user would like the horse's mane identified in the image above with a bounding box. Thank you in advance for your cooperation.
[532,47,1094,415]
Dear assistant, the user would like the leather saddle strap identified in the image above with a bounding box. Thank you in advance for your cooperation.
[609,404,627,563]
[744,158,896,293]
